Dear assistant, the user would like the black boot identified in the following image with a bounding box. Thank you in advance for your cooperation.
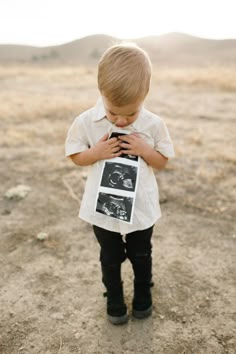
[101,264,128,325]
[131,257,153,319]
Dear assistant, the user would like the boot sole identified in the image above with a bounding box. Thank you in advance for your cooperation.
[107,313,129,325]
[132,305,152,319]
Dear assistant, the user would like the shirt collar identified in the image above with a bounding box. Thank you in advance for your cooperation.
[92,97,106,122]
[92,96,144,130]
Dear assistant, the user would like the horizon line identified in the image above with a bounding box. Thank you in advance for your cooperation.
[0,31,235,48]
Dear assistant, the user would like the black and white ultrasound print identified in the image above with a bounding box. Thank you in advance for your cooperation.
[100,162,137,192]
[95,131,140,224]
[109,132,138,161]
[96,192,133,222]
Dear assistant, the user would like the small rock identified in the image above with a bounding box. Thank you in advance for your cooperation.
[160,195,168,204]
[4,185,31,200]
[2,209,11,215]
[228,338,235,344]
[51,313,64,320]
[159,314,165,320]
[36,232,49,241]
[170,307,178,313]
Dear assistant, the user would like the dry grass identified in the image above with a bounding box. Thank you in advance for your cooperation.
[1,64,236,91]
[0,65,96,84]
[0,64,235,170]
[0,93,87,123]
[0,66,99,130]
[152,66,236,92]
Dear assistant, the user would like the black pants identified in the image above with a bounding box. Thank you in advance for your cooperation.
[93,225,153,266]
[93,225,154,304]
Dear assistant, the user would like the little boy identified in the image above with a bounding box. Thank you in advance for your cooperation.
[65,43,174,325]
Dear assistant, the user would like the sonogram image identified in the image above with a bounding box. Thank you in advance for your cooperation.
[96,132,139,223]
[96,192,133,222]
[101,162,137,192]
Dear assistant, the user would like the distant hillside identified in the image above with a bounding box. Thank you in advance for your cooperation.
[0,33,235,67]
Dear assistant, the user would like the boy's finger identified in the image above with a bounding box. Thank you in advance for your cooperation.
[110,140,120,147]
[109,137,118,144]
[120,149,135,155]
[112,146,121,153]
[99,133,109,141]
[120,142,131,149]
[110,151,122,159]
[118,135,133,142]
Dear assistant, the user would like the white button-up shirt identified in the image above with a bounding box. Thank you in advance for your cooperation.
[65,98,175,234]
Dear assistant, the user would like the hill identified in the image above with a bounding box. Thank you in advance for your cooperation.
[0,32,235,66]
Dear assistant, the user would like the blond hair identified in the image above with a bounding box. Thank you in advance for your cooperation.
[97,43,152,106]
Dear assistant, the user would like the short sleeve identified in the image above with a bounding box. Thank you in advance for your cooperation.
[65,115,89,157]
[154,119,175,158]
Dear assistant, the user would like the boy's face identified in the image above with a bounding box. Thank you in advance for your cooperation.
[102,96,143,128]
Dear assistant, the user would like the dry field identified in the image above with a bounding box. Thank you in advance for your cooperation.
[0,64,235,354]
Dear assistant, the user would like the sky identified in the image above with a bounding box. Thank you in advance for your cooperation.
[0,0,235,46]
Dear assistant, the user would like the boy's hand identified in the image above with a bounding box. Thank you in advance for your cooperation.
[118,133,151,157]
[92,133,122,161]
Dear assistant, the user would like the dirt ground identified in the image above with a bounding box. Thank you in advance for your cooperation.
[0,66,235,354]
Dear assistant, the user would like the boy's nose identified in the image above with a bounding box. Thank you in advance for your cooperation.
[116,116,127,127]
